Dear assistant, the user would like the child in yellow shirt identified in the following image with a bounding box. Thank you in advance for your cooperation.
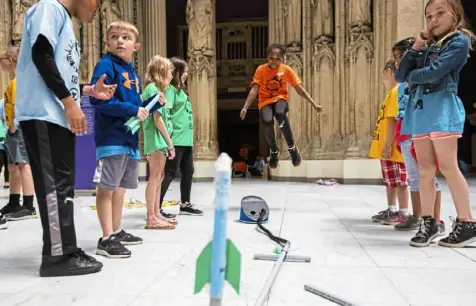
[0,45,36,221]
[369,59,409,224]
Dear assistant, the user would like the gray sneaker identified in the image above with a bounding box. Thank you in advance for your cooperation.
[394,215,421,231]
[371,209,397,222]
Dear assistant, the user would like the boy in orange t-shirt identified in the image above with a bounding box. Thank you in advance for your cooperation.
[240,44,322,168]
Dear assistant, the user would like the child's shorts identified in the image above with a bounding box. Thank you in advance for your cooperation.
[4,129,29,165]
[399,140,440,192]
[413,132,462,140]
[93,154,139,190]
[380,160,407,188]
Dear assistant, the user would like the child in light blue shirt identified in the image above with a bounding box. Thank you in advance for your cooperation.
[394,0,475,248]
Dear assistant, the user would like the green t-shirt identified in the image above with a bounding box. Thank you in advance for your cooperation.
[165,85,194,147]
[142,83,173,154]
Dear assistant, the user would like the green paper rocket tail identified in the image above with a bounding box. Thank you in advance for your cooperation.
[194,242,212,294]
[225,239,241,294]
[194,239,242,295]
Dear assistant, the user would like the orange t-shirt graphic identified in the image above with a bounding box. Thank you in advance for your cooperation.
[250,64,302,109]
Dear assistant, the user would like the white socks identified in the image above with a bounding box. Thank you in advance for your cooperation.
[389,205,398,212]
[399,208,409,216]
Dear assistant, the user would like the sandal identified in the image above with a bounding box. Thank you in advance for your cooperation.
[158,215,178,225]
[144,221,176,230]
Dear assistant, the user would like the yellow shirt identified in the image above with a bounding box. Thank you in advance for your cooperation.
[3,78,16,129]
[368,85,403,163]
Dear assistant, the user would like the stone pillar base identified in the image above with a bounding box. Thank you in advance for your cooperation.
[138,159,382,184]
[269,159,382,184]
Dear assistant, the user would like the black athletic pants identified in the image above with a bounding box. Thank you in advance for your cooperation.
[0,149,9,183]
[260,99,295,152]
[160,146,194,207]
[21,120,77,256]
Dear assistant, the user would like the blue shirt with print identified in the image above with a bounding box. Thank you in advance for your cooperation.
[15,0,80,130]
[90,54,143,160]
[395,32,469,136]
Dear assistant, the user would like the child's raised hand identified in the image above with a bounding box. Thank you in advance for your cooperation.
[93,74,117,100]
[137,107,149,121]
[413,29,431,51]
[313,103,323,113]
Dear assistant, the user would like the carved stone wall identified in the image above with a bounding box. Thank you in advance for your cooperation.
[186,0,218,160]
[0,0,427,164]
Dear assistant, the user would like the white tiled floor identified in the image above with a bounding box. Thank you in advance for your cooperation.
[2,178,476,306]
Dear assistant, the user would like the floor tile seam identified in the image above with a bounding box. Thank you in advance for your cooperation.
[316,192,411,306]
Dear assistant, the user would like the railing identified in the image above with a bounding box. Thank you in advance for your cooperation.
[178,21,268,95]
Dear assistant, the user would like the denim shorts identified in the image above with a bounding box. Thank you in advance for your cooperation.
[399,140,440,192]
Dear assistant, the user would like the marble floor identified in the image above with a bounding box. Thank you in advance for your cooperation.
[2,178,476,306]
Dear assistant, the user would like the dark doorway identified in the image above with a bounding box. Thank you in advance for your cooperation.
[217,109,262,164]
[458,0,476,170]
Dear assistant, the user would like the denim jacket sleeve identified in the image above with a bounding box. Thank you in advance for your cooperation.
[407,35,470,84]
[394,50,421,83]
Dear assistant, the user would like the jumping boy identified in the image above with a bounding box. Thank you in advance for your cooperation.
[240,43,323,168]
[15,0,115,277]
[90,21,148,259]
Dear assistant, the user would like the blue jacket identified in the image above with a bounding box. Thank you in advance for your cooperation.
[90,53,142,150]
[395,32,469,135]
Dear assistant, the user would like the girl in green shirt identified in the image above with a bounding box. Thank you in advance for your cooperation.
[159,57,203,217]
[142,55,178,229]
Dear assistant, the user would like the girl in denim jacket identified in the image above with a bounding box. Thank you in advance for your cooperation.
[395,0,476,248]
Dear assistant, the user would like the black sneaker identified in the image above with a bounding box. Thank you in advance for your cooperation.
[0,203,21,215]
[438,219,476,248]
[180,202,204,216]
[160,209,177,219]
[269,150,279,169]
[114,230,143,246]
[288,146,302,167]
[0,214,7,230]
[96,236,131,259]
[410,216,441,247]
[39,249,103,277]
[5,206,38,221]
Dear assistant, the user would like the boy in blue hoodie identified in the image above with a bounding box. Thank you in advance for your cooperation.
[90,21,149,259]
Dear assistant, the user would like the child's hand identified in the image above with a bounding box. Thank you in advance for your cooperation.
[158,92,166,105]
[63,98,87,135]
[240,108,247,120]
[137,107,149,121]
[313,103,323,113]
[381,144,392,160]
[168,147,176,160]
[93,74,117,100]
[413,29,431,51]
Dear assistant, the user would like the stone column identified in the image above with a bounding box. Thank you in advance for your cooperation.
[118,0,134,23]
[79,16,101,84]
[0,0,12,95]
[100,0,122,56]
[281,0,307,159]
[396,0,425,40]
[143,0,167,59]
[186,0,218,160]
[345,0,375,158]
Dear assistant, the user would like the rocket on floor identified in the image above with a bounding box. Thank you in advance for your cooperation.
[194,153,241,303]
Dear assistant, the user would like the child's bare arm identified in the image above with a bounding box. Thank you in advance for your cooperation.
[153,112,174,149]
[382,118,397,159]
[294,84,323,113]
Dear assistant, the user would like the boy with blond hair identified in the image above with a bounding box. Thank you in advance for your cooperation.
[90,21,149,258]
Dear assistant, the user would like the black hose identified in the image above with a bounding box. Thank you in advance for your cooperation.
[256,209,288,248]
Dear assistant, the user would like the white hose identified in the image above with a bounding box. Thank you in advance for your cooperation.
[254,241,291,306]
